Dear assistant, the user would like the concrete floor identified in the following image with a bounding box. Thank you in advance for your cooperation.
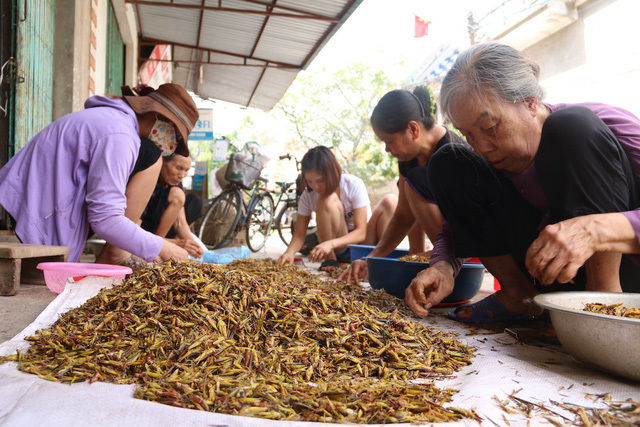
[0,235,495,344]
[0,284,57,342]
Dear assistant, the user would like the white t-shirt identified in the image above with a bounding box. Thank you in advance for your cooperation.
[297,173,371,231]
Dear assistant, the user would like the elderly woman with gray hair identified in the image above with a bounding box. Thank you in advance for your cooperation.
[405,42,640,322]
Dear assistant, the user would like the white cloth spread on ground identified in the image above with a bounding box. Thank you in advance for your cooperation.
[1,277,639,427]
[297,173,371,232]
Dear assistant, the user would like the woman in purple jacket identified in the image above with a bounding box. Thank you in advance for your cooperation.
[0,83,199,264]
[405,43,640,321]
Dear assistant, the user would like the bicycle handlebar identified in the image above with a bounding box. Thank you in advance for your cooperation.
[279,153,302,173]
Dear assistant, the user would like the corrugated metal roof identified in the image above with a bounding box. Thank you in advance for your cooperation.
[129,0,363,110]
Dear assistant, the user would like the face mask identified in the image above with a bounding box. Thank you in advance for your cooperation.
[148,117,177,157]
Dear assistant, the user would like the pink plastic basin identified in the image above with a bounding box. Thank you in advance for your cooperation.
[37,262,133,294]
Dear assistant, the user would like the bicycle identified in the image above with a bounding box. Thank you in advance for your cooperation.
[198,157,275,252]
[272,154,318,253]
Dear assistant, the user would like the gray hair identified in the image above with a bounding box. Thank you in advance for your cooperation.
[440,43,544,120]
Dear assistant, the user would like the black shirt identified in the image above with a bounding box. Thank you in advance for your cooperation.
[398,129,464,177]
[398,129,465,202]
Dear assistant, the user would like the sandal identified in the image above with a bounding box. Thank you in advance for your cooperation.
[447,294,535,323]
[319,259,339,272]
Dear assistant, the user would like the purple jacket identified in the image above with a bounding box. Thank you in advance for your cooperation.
[0,96,163,261]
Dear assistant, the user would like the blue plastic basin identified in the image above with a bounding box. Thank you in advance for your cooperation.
[349,244,408,262]
[365,249,484,304]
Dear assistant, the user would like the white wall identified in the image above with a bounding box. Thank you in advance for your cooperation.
[53,0,138,118]
[524,0,640,116]
[53,0,91,118]
[93,0,108,95]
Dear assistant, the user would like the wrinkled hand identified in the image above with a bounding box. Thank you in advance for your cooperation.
[309,241,334,263]
[157,240,189,262]
[526,217,596,285]
[278,252,295,265]
[338,259,367,284]
[182,238,204,258]
[404,262,455,317]
[168,238,204,258]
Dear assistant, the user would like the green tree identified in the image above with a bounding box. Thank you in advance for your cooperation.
[277,63,399,186]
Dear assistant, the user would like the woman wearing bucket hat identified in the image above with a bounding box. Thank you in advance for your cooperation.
[0,83,199,265]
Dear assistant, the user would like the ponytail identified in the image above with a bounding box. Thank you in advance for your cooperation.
[370,86,436,134]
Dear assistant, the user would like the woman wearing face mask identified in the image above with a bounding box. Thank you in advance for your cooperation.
[0,83,198,264]
[340,86,466,284]
[278,146,396,270]
[405,43,640,322]
[140,152,204,258]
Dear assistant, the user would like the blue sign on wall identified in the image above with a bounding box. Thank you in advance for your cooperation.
[190,131,214,140]
[189,109,214,141]
[192,174,205,190]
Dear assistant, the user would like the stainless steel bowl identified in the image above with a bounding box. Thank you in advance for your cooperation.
[534,292,640,381]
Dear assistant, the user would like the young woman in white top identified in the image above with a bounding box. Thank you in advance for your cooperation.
[278,146,396,270]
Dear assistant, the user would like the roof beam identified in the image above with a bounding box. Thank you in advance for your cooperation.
[250,0,276,58]
[124,0,339,22]
[247,66,268,107]
[301,0,360,68]
[246,0,276,110]
[139,37,301,69]
[194,0,207,94]
[238,0,334,21]
[195,0,206,48]
[141,57,297,69]
[135,2,143,38]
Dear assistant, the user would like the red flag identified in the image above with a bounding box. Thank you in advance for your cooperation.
[414,15,430,38]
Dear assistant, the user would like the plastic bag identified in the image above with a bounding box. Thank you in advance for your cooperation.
[191,232,208,253]
[194,246,251,264]
[225,152,262,189]
[213,165,229,192]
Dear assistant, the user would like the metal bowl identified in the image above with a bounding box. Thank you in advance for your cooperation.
[534,292,640,381]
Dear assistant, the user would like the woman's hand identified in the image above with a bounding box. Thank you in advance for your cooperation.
[157,239,189,262]
[309,240,334,263]
[338,259,367,284]
[404,262,455,317]
[526,216,596,284]
[278,252,295,265]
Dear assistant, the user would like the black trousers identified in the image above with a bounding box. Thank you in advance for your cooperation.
[141,186,203,239]
[428,106,640,292]
[166,193,204,238]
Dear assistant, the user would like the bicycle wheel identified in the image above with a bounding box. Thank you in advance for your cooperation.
[275,202,297,246]
[245,192,274,252]
[198,189,242,249]
[190,197,213,234]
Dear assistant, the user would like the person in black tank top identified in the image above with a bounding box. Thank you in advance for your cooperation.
[140,152,204,258]
[340,86,464,285]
